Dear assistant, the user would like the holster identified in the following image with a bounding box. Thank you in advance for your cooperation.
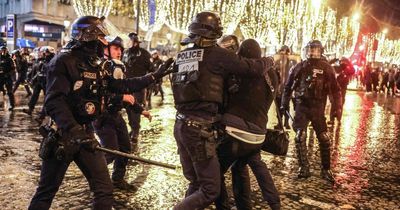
[38,125,61,160]
[177,113,219,162]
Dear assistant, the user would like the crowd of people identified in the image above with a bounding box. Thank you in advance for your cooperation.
[0,11,399,210]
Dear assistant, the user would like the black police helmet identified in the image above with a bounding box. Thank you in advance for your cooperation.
[105,36,124,51]
[11,49,20,56]
[217,35,239,53]
[188,11,223,40]
[0,46,7,51]
[128,32,141,43]
[305,40,324,59]
[238,39,262,59]
[71,16,109,42]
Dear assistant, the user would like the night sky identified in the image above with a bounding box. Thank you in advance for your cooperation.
[328,0,400,37]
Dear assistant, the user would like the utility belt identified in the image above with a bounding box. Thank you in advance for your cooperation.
[176,113,221,162]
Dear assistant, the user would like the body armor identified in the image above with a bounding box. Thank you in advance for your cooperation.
[293,61,328,100]
[69,55,110,124]
[171,47,223,105]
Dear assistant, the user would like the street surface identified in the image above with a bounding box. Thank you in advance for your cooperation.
[0,84,399,209]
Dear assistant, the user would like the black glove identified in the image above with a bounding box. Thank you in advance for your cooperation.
[80,138,100,153]
[69,125,98,153]
[152,58,175,79]
[69,125,90,143]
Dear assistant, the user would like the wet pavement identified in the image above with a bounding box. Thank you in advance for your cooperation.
[1,85,400,210]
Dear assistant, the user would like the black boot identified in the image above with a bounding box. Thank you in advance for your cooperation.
[112,179,138,191]
[295,130,311,178]
[318,132,335,183]
[23,108,33,115]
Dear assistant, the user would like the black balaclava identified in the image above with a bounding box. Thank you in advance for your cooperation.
[238,39,262,59]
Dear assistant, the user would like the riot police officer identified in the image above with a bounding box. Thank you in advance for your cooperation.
[0,46,16,110]
[171,11,274,209]
[12,49,32,96]
[281,40,341,182]
[93,36,153,190]
[122,32,152,147]
[23,47,54,116]
[328,57,355,124]
[28,16,172,210]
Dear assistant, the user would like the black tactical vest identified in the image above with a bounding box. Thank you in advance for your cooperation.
[294,61,327,100]
[171,47,224,105]
[69,56,106,124]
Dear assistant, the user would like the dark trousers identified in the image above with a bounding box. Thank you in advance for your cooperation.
[0,77,15,107]
[29,81,46,110]
[13,71,31,94]
[126,90,145,141]
[173,119,221,210]
[232,152,280,210]
[216,136,280,210]
[293,102,327,134]
[29,148,113,210]
[94,113,131,181]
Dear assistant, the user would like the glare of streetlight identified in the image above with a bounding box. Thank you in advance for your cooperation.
[352,12,361,21]
[63,20,70,28]
[383,28,388,34]
[166,33,172,40]
[311,0,322,9]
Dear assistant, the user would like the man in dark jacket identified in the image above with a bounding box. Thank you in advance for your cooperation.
[122,32,152,148]
[216,38,281,210]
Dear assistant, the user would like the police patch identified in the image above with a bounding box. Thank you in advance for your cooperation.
[176,49,204,65]
[85,102,96,115]
[83,71,97,79]
[73,80,83,90]
[312,69,324,77]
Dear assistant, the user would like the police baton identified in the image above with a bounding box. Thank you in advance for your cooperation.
[96,146,178,170]
[286,110,294,122]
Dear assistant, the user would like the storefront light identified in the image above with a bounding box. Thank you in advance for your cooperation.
[64,20,71,28]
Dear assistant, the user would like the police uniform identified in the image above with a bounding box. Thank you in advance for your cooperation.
[171,12,273,210]
[215,39,280,210]
[25,53,53,115]
[122,36,152,143]
[0,50,16,110]
[12,51,32,95]
[28,16,167,210]
[93,58,145,189]
[281,41,341,181]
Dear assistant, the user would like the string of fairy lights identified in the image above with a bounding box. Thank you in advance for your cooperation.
[71,0,400,63]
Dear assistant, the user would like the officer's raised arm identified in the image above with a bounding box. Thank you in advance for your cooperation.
[108,58,174,94]
[210,48,274,77]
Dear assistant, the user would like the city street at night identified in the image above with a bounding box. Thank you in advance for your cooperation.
[1,85,399,210]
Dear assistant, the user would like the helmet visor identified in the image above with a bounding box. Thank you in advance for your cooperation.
[305,46,322,59]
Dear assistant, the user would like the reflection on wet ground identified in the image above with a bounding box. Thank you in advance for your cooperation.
[0,87,399,209]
